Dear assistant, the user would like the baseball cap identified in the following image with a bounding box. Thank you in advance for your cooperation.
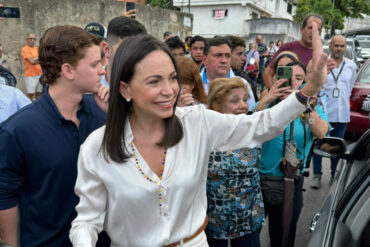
[84,22,107,40]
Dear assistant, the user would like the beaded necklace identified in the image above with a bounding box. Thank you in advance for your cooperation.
[130,142,167,215]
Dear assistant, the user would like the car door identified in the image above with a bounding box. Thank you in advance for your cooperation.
[308,130,370,247]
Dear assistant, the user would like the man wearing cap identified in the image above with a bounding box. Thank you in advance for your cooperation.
[85,18,147,88]
[84,22,110,88]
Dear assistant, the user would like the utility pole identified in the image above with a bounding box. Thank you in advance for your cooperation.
[330,0,336,37]
[188,0,191,13]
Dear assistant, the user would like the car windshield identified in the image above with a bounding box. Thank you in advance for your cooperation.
[323,47,353,60]
[359,41,370,48]
[359,63,370,83]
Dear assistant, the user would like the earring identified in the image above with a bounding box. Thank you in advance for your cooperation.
[126,98,131,102]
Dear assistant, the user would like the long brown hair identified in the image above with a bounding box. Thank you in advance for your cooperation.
[101,35,184,163]
[177,57,207,104]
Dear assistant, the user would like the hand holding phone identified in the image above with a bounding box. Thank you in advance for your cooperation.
[0,6,20,18]
[277,66,292,88]
[125,2,136,18]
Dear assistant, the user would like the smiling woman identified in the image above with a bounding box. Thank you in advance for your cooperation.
[69,29,329,247]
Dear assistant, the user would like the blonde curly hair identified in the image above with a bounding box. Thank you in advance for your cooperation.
[208,78,249,112]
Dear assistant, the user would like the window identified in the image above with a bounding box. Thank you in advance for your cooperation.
[287,2,292,14]
[213,9,228,19]
[251,12,258,19]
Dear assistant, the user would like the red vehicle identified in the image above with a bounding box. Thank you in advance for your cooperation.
[347,59,370,135]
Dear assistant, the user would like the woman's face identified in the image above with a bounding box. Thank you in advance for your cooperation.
[277,56,293,67]
[291,65,305,89]
[220,87,249,115]
[120,50,179,120]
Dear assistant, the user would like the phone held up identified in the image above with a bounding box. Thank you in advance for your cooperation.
[126,2,135,18]
[0,7,20,18]
[277,66,292,88]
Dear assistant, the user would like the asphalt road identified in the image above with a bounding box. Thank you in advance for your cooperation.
[260,157,333,247]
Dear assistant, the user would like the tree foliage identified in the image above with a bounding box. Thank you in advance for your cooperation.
[294,0,343,31]
[149,0,173,8]
[338,0,370,18]
[294,0,370,35]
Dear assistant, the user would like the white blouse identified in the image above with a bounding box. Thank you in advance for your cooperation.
[69,93,305,247]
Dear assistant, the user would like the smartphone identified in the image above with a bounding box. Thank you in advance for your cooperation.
[277,66,292,88]
[126,2,136,18]
[126,2,135,11]
[0,7,20,18]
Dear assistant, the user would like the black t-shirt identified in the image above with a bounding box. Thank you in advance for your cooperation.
[258,43,267,66]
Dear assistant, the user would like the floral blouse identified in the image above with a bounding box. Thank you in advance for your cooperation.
[206,148,265,239]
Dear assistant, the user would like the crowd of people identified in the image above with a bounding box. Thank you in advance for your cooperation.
[0,6,362,247]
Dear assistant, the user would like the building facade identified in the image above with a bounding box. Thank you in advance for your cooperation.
[173,0,297,37]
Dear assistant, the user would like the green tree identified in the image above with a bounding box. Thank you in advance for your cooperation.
[294,0,370,36]
[294,0,343,36]
[337,0,370,18]
[149,0,173,8]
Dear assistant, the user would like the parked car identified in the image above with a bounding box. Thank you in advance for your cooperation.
[346,59,370,136]
[359,40,370,60]
[308,130,370,247]
[346,38,362,57]
[346,38,364,66]
[356,35,370,41]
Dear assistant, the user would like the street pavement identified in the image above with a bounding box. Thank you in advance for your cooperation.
[260,157,333,247]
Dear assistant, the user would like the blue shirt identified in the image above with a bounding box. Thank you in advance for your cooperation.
[100,74,109,88]
[0,88,106,247]
[200,67,231,94]
[0,84,31,122]
[259,104,328,177]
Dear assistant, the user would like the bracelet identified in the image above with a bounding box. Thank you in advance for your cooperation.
[295,89,317,112]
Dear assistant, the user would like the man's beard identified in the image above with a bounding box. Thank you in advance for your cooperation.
[332,53,343,60]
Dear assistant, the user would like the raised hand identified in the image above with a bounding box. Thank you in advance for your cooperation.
[302,22,328,96]
[121,9,136,18]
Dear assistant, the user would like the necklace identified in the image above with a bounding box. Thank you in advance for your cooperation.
[130,142,167,214]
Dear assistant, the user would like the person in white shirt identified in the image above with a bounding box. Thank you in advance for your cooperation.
[69,22,328,247]
[311,35,357,188]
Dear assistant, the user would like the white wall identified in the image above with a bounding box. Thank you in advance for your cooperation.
[252,0,276,15]
[273,0,295,19]
[173,0,297,37]
[182,4,250,37]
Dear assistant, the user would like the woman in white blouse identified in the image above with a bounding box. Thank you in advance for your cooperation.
[70,22,328,247]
